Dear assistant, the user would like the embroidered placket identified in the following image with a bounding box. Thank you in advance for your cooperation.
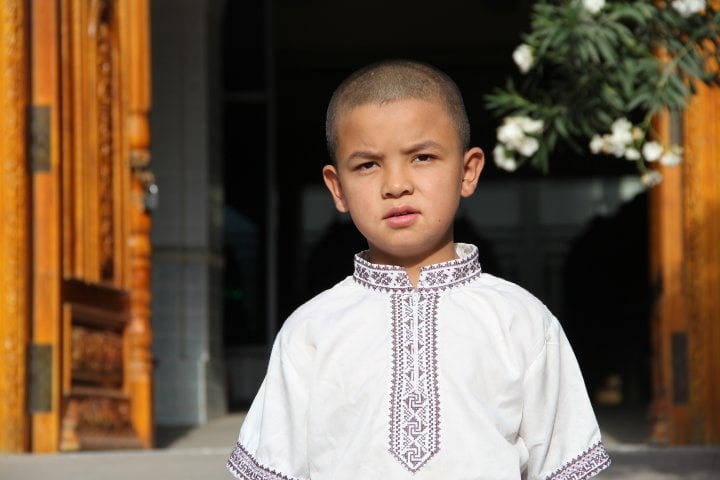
[353,244,482,473]
[389,290,440,472]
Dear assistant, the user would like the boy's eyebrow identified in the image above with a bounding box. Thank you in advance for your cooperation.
[346,150,383,162]
[344,141,445,162]
[402,140,445,154]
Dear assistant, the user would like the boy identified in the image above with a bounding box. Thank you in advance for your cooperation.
[227,60,611,480]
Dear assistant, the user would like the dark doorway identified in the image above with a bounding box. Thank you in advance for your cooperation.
[564,192,652,407]
[220,2,654,439]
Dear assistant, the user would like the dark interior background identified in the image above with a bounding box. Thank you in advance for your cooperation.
[221,0,650,409]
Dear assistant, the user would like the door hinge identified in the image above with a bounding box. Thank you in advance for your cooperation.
[29,344,52,413]
[671,332,689,405]
[29,105,51,172]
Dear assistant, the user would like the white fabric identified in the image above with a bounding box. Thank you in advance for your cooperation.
[228,243,610,480]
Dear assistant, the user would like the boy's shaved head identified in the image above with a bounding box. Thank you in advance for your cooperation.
[326,60,471,161]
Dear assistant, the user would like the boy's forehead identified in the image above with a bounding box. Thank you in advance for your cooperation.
[336,98,462,151]
[337,97,451,126]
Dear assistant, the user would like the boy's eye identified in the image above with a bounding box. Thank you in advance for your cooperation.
[357,162,377,170]
[414,154,434,162]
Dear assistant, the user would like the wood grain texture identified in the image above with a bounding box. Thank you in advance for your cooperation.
[683,78,720,443]
[0,0,30,453]
[650,73,720,444]
[30,0,63,453]
[56,0,153,451]
[124,0,154,447]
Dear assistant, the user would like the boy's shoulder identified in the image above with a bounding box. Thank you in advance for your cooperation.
[468,271,552,316]
[460,271,558,347]
[295,275,360,315]
[277,275,361,336]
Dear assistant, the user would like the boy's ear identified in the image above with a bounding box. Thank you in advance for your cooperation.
[322,164,350,213]
[460,147,485,198]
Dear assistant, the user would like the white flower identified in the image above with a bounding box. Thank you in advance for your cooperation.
[518,136,540,157]
[504,116,544,134]
[493,144,518,172]
[610,118,633,144]
[604,118,633,157]
[497,116,543,158]
[641,170,663,188]
[514,116,544,134]
[607,137,627,158]
[582,0,606,14]
[589,135,605,154]
[512,44,534,74]
[660,145,683,166]
[642,141,664,162]
[671,0,706,17]
[625,148,641,161]
[497,121,525,148]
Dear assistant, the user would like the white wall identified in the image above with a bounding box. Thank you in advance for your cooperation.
[149,0,227,426]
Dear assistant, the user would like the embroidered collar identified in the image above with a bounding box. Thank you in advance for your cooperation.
[353,243,482,293]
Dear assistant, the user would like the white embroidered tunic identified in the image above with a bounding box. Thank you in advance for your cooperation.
[228,244,610,480]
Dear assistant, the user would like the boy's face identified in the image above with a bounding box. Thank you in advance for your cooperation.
[323,98,484,267]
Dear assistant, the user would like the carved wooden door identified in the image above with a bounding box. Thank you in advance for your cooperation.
[28,0,153,452]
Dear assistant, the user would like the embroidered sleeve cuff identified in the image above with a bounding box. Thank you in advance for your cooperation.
[227,442,304,480]
[545,441,611,480]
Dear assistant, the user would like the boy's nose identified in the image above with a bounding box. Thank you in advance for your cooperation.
[381,168,413,198]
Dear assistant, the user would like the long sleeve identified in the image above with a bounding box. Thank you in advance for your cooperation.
[519,315,611,480]
[227,322,313,480]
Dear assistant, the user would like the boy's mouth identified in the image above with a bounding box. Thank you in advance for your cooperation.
[383,207,420,227]
[383,206,419,219]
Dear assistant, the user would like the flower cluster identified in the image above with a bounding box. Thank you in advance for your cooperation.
[671,0,706,17]
[589,117,683,175]
[487,0,718,184]
[513,0,611,73]
[589,118,676,188]
[493,116,544,171]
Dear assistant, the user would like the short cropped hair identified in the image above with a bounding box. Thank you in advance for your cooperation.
[326,60,471,161]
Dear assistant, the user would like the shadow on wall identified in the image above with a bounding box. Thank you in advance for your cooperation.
[563,191,652,407]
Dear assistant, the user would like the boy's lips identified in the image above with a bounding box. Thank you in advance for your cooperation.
[383,206,420,228]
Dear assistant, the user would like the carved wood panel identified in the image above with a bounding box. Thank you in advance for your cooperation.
[62,0,124,286]
[54,0,153,451]
[8,0,153,454]
[60,280,142,450]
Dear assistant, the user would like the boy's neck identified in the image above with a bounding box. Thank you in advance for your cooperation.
[404,266,423,289]
[368,243,458,288]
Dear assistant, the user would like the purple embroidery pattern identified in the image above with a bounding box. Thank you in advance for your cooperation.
[545,441,611,480]
[227,442,302,480]
[353,243,482,293]
[389,291,441,472]
[353,258,414,292]
[352,244,483,473]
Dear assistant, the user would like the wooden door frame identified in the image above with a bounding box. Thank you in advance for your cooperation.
[124,0,154,447]
[0,0,31,454]
[649,79,720,444]
[29,0,63,453]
